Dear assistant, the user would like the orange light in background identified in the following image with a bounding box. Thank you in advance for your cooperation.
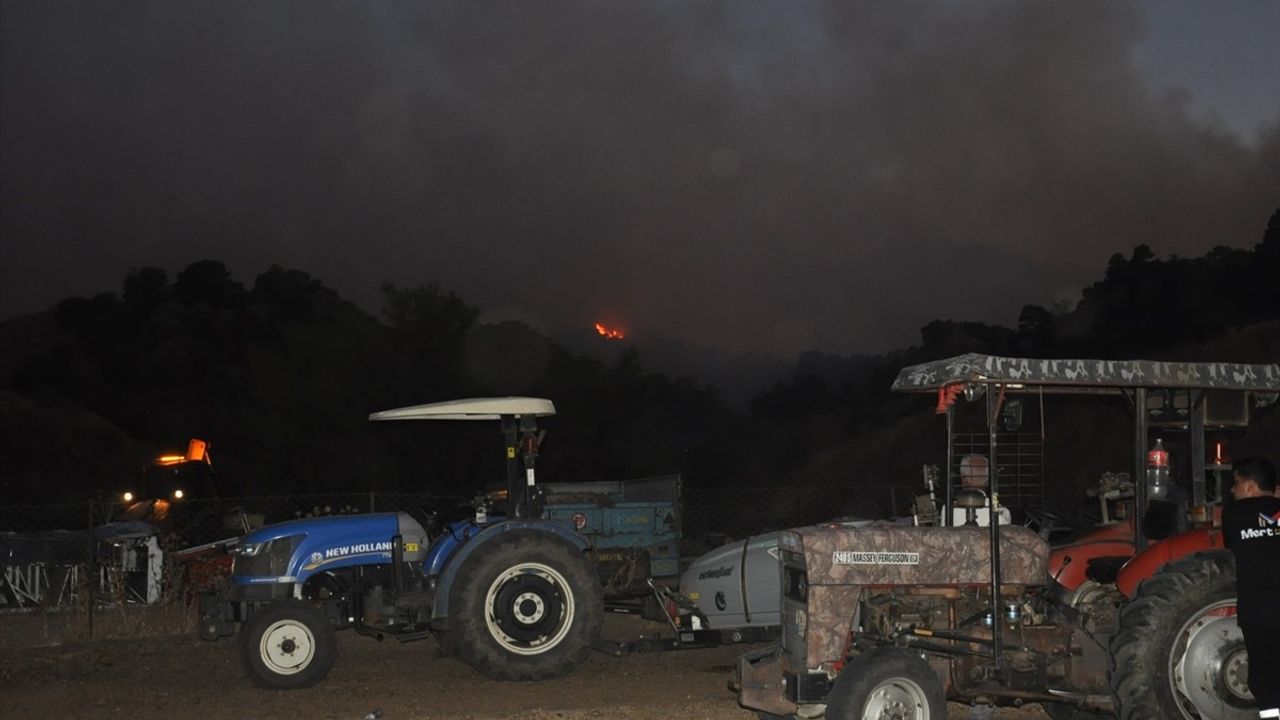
[594,322,626,340]
[156,454,186,466]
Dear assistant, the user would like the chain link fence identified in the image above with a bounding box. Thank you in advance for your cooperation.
[0,482,1057,626]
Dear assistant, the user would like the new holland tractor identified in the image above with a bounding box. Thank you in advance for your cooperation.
[735,354,1279,720]
[197,397,604,688]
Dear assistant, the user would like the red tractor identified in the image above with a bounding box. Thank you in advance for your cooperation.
[1040,390,1271,720]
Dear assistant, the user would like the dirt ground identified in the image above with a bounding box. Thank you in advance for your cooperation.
[1,612,1051,720]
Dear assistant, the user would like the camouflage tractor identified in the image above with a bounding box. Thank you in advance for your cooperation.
[736,354,1279,720]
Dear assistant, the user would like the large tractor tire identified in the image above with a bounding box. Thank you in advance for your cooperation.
[239,600,337,689]
[825,647,946,720]
[1109,550,1253,720]
[449,531,603,681]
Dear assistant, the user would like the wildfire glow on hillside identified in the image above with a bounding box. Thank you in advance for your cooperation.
[594,322,625,340]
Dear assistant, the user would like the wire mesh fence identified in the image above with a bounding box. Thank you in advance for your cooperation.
[0,482,1048,621]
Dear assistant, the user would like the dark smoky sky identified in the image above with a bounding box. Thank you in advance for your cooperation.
[2,1,1278,358]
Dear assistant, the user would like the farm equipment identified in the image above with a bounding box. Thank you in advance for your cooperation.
[735,354,1279,720]
[663,465,1007,645]
[2,440,228,611]
[540,476,681,596]
[197,397,604,688]
[659,466,1006,645]
[111,438,252,547]
[117,438,214,507]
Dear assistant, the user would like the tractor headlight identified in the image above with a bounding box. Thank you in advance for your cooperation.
[173,489,184,500]
[232,535,303,578]
[122,491,134,503]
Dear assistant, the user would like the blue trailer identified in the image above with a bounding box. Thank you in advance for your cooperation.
[542,476,681,595]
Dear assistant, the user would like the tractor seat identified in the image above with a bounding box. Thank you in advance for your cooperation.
[954,490,987,509]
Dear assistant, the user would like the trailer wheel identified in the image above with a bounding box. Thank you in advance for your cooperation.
[1109,550,1253,720]
[825,647,945,720]
[450,532,603,680]
[239,600,336,689]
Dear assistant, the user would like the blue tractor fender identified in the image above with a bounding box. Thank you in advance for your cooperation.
[431,518,588,622]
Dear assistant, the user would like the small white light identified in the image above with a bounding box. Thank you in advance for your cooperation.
[122,492,134,502]
[173,489,184,499]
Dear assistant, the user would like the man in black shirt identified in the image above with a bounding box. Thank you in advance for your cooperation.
[1223,456,1280,719]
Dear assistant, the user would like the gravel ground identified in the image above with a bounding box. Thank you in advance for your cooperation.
[1,613,1052,720]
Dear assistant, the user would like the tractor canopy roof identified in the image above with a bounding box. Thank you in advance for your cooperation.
[890,353,1280,394]
[369,396,556,422]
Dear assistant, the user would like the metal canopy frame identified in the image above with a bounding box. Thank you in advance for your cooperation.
[368,397,557,519]
[891,354,1280,394]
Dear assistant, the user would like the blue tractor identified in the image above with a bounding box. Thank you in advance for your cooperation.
[197,397,604,688]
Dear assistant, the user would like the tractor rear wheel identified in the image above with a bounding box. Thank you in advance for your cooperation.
[450,531,603,680]
[239,600,336,689]
[1109,550,1253,720]
[825,647,946,719]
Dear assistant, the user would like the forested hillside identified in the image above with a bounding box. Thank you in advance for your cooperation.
[2,210,1276,505]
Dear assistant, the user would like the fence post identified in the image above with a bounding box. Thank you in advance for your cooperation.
[369,491,376,513]
[87,500,95,639]
[889,486,897,516]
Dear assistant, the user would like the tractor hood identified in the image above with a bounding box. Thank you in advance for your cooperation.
[783,523,1049,587]
[233,512,428,585]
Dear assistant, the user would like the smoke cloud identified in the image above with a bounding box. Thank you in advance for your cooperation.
[3,1,1277,356]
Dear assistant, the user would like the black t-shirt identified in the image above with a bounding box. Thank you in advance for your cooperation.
[1222,495,1280,597]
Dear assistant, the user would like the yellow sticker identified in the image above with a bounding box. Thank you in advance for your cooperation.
[506,447,516,459]
[405,543,420,552]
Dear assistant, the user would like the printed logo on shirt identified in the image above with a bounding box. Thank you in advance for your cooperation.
[1240,515,1278,541]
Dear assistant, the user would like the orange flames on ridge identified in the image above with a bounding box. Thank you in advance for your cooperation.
[594,322,626,340]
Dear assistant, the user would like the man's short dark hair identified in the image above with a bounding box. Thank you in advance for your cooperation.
[1234,456,1277,492]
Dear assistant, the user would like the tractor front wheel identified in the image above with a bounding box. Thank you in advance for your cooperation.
[1109,550,1253,720]
[239,600,337,689]
[450,531,603,680]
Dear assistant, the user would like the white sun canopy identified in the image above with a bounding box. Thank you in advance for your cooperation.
[369,397,556,422]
